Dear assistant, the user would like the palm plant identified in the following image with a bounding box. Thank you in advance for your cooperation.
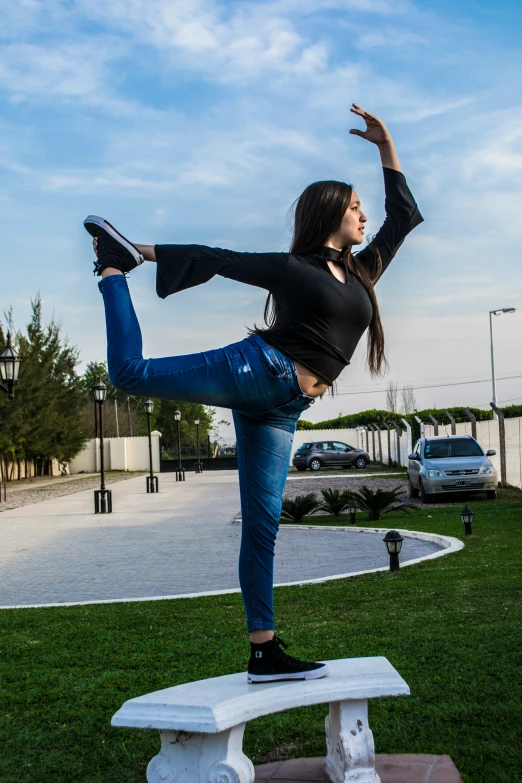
[318,487,355,517]
[281,493,321,523]
[346,485,411,522]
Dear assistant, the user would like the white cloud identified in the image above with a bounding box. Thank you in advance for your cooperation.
[0,40,130,111]
[462,112,522,181]
[75,0,330,83]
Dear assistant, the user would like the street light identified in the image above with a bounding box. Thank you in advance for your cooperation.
[0,333,21,400]
[383,530,404,572]
[143,398,159,493]
[92,380,112,513]
[489,308,516,420]
[460,504,474,536]
[194,419,203,473]
[174,409,185,482]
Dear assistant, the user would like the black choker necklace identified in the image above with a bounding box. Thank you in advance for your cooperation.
[315,247,344,263]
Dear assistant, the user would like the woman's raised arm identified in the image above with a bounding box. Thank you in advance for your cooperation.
[349,103,423,279]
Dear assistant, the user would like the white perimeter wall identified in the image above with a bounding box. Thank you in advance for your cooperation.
[69,432,161,474]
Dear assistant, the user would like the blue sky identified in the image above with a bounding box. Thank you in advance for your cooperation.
[1,0,522,426]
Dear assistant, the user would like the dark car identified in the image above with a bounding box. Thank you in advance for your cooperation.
[292,440,370,472]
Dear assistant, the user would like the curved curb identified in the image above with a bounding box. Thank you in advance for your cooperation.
[0,526,463,611]
[273,524,463,587]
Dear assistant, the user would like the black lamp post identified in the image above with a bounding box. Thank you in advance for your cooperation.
[460,504,474,536]
[174,409,185,482]
[194,418,203,473]
[144,398,159,493]
[347,500,358,525]
[92,380,112,514]
[0,333,21,400]
[383,530,404,572]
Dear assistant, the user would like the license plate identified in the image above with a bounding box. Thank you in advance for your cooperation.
[456,479,470,486]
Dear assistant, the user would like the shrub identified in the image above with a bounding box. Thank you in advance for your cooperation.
[346,485,412,522]
[281,493,321,523]
[318,488,354,517]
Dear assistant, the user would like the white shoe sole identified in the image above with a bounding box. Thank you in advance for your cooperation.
[247,663,329,683]
[83,215,144,266]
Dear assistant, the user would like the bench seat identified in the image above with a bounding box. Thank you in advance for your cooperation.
[112,656,409,783]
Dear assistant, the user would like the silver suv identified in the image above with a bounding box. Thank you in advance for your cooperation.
[407,435,497,503]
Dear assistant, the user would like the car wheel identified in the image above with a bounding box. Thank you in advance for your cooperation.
[486,490,497,500]
[355,457,367,469]
[408,479,419,498]
[309,458,322,472]
[296,467,307,472]
[419,479,432,504]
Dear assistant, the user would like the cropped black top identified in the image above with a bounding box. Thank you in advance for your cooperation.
[155,167,423,384]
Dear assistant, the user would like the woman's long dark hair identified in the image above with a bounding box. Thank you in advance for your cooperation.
[262,179,388,378]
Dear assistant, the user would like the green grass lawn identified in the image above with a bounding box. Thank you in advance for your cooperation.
[1,495,521,782]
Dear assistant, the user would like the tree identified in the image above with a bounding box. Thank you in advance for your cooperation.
[386,381,399,412]
[0,297,88,474]
[401,385,417,414]
[155,399,214,456]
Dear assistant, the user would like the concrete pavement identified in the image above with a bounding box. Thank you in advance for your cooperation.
[0,471,448,608]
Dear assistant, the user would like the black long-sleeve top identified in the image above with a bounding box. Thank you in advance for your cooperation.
[155,167,424,384]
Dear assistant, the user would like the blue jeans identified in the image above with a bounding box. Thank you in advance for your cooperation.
[99,274,315,631]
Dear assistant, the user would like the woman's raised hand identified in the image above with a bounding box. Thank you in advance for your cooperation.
[349,104,392,146]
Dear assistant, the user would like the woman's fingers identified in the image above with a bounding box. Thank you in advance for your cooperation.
[351,103,379,122]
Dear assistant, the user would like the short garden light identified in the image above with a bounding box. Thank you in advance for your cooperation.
[347,500,358,525]
[383,530,404,572]
[460,504,474,535]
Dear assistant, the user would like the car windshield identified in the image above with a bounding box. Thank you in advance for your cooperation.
[424,438,484,459]
[297,443,311,452]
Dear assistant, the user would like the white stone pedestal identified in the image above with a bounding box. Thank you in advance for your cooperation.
[111,657,409,783]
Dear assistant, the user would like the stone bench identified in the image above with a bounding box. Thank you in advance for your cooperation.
[111,656,409,783]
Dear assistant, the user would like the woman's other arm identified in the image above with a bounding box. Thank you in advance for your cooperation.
[154,244,288,299]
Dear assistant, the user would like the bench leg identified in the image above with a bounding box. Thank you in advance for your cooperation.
[146,723,255,783]
[324,699,380,783]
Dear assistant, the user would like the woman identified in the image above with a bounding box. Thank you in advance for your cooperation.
[84,104,423,683]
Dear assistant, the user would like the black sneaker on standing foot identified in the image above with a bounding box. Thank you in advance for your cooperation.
[83,215,145,276]
[247,634,329,683]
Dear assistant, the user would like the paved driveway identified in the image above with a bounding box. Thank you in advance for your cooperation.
[0,472,444,607]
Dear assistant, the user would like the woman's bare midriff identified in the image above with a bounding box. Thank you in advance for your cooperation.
[293,360,329,397]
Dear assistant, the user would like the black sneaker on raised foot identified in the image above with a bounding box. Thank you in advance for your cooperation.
[83,215,145,276]
[247,634,329,684]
